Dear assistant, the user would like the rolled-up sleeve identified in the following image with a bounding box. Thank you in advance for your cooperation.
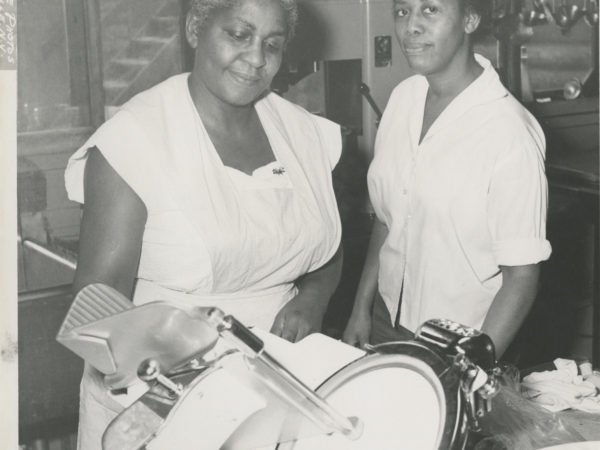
[488,129,552,266]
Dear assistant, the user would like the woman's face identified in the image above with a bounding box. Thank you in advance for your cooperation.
[188,0,287,107]
[393,0,473,78]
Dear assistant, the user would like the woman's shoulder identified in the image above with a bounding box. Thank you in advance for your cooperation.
[114,73,189,122]
[468,99,545,162]
[261,92,342,166]
[262,91,324,121]
[77,74,191,167]
[89,73,193,150]
[482,94,544,142]
[261,92,340,134]
[126,73,188,103]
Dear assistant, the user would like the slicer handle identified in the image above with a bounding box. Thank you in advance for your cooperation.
[138,359,183,396]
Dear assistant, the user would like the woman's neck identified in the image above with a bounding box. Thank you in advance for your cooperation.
[418,51,483,144]
[187,74,257,132]
[426,51,482,102]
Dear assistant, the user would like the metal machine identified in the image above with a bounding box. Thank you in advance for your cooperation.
[57,284,501,449]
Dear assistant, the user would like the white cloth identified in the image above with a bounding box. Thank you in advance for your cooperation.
[522,359,600,413]
[65,73,342,450]
[368,54,552,332]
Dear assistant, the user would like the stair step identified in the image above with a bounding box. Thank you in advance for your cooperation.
[100,0,179,60]
[104,58,150,84]
[112,57,150,66]
[154,14,179,22]
[100,1,184,106]
[103,79,129,91]
[103,81,129,106]
[146,15,180,37]
[158,0,181,17]
[124,35,173,59]
[134,35,172,44]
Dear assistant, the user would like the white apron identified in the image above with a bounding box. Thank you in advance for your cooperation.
[65,74,342,450]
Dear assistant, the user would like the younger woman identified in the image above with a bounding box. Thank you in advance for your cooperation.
[343,0,551,358]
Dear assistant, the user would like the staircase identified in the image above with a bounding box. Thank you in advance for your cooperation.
[100,0,184,110]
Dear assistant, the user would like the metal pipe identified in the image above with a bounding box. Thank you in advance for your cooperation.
[18,236,77,271]
[18,284,73,302]
[359,83,383,123]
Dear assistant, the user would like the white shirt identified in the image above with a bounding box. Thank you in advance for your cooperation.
[65,73,342,330]
[368,55,552,332]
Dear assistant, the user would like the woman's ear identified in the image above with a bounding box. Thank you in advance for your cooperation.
[464,9,481,35]
[185,12,199,48]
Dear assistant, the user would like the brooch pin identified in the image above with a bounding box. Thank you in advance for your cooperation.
[272,166,286,175]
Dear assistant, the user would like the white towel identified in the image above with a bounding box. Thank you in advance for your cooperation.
[522,359,600,413]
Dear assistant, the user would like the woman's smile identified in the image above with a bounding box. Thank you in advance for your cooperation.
[228,70,263,85]
[402,42,431,55]
[188,0,287,108]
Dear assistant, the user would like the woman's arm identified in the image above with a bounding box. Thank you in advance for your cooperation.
[481,264,540,359]
[270,244,343,342]
[342,218,388,347]
[72,148,147,299]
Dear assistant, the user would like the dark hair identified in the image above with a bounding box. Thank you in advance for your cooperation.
[188,0,298,42]
[464,0,493,41]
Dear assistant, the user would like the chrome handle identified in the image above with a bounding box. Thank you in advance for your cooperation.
[18,236,77,271]
[138,358,183,397]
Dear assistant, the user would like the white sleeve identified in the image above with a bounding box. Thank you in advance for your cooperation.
[64,110,153,206]
[488,128,552,266]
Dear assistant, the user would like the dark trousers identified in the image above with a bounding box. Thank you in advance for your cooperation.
[370,293,414,345]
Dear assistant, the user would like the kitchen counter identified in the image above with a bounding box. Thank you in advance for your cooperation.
[558,409,600,442]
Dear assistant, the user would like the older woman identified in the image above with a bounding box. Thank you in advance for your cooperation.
[343,0,551,358]
[65,0,342,446]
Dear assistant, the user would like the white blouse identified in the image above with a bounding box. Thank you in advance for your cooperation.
[65,74,342,329]
[368,55,552,332]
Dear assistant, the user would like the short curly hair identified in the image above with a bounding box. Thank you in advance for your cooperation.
[188,0,298,41]
[463,0,493,40]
